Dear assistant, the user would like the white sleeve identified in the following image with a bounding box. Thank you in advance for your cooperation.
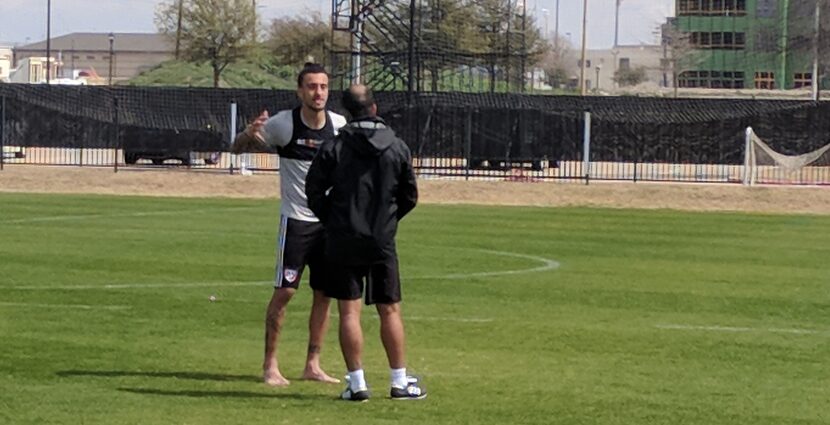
[261,110,294,148]
[329,112,348,135]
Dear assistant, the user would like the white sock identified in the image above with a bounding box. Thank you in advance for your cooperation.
[390,367,407,388]
[348,369,367,391]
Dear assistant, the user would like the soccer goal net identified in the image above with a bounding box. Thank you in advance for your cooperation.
[743,127,830,186]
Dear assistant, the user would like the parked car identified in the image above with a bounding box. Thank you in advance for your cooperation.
[122,125,225,166]
[1,145,25,159]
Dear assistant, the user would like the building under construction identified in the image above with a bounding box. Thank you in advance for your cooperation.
[329,0,538,94]
[675,0,829,90]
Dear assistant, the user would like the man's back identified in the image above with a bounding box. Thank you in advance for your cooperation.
[306,117,418,265]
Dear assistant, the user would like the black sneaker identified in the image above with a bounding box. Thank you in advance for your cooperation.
[341,386,370,402]
[340,376,370,402]
[390,375,427,400]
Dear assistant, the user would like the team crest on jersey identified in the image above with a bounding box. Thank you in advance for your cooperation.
[296,138,323,148]
[284,269,298,283]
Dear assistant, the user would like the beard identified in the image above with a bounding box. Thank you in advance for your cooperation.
[304,98,326,112]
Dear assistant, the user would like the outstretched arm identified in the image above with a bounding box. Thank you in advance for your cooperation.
[230,110,270,153]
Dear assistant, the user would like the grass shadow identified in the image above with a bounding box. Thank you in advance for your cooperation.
[118,387,333,400]
[57,370,260,383]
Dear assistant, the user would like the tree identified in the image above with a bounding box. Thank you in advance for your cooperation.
[266,12,344,69]
[613,66,647,87]
[472,0,547,91]
[538,37,577,89]
[660,21,700,97]
[156,0,257,87]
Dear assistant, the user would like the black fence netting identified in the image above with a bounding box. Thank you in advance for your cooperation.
[2,84,829,181]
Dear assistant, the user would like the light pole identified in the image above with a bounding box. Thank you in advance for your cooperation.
[108,33,114,85]
[579,0,588,95]
[175,0,183,59]
[555,0,560,50]
[614,0,622,47]
[46,0,51,84]
[252,0,257,42]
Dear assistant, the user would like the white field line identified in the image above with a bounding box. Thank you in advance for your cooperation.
[0,301,131,311]
[5,281,270,290]
[656,324,825,336]
[405,315,493,323]
[0,206,261,225]
[414,249,560,279]
[6,249,561,291]
[331,313,493,323]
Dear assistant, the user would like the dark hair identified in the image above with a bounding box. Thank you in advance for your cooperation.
[297,62,328,87]
[342,85,376,119]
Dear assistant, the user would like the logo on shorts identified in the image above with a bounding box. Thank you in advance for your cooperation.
[283,269,298,283]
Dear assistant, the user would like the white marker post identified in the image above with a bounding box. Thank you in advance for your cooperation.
[743,126,753,186]
[583,110,591,185]
[229,102,237,174]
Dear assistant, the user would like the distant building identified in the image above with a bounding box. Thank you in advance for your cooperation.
[8,57,61,84]
[674,0,821,90]
[13,32,174,83]
[0,44,12,82]
[581,45,668,91]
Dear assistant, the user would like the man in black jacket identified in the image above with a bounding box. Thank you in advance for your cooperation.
[306,85,424,401]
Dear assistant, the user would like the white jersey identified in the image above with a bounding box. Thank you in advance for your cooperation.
[261,107,347,222]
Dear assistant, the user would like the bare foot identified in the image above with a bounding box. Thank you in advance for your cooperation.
[263,369,290,387]
[301,368,341,384]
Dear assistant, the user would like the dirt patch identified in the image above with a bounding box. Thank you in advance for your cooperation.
[1,165,828,215]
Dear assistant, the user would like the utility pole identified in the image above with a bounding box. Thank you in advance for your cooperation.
[175,0,183,59]
[614,0,621,47]
[813,0,822,101]
[252,0,257,42]
[555,0,560,50]
[779,0,790,90]
[46,0,51,84]
[579,0,588,95]
[521,0,527,93]
[108,33,115,85]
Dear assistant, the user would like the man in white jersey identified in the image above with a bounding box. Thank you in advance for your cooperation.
[232,63,347,387]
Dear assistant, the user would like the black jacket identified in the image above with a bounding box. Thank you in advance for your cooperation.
[306,117,418,265]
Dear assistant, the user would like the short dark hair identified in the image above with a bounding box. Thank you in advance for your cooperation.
[342,85,376,119]
[297,62,328,87]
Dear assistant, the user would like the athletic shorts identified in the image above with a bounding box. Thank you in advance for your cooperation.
[274,215,326,290]
[324,256,402,305]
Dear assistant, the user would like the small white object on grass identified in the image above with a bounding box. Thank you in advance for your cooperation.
[209,295,217,302]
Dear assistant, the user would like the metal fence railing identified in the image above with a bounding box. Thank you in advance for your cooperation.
[3,85,830,185]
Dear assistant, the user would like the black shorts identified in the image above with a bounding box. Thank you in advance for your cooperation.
[274,215,326,290]
[325,256,402,305]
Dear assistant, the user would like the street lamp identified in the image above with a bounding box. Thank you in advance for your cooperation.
[108,33,115,85]
[555,0,560,50]
[46,0,51,84]
[579,0,588,95]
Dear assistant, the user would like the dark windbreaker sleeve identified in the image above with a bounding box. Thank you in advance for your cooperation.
[396,144,418,220]
[306,141,336,223]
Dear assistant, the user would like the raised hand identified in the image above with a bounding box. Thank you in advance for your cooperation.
[246,110,269,143]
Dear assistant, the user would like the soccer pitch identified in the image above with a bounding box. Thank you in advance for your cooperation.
[1,192,828,425]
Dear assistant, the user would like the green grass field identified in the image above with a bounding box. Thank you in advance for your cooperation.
[1,192,828,424]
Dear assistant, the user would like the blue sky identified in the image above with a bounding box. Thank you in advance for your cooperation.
[0,0,674,48]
